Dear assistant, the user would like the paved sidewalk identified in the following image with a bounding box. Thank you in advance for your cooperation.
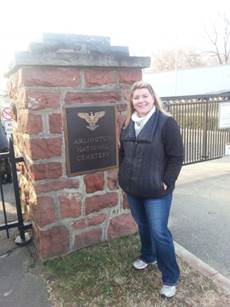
[0,183,51,307]
[171,156,230,280]
[0,230,51,307]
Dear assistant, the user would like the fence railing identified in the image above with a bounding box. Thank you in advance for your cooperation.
[162,93,230,165]
[0,138,32,243]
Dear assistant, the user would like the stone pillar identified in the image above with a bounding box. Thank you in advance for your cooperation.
[6,33,150,259]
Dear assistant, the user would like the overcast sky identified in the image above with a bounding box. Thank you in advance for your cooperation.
[0,0,229,89]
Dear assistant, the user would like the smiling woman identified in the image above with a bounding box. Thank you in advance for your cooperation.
[118,80,184,297]
[132,88,155,117]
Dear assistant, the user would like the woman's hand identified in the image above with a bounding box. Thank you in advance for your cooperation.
[163,182,168,191]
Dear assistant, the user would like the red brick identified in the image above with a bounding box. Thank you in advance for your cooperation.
[35,178,79,193]
[84,69,115,86]
[38,225,69,259]
[72,218,88,230]
[84,173,104,193]
[25,91,61,110]
[106,170,118,190]
[65,91,120,104]
[122,192,129,209]
[74,228,102,249]
[21,67,81,87]
[28,138,62,160]
[87,213,107,226]
[49,113,63,134]
[19,110,43,134]
[85,192,118,214]
[72,213,107,230]
[30,162,63,180]
[119,69,142,84]
[107,213,137,240]
[32,196,56,227]
[59,194,82,218]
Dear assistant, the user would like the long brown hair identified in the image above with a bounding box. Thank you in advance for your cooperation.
[124,80,169,128]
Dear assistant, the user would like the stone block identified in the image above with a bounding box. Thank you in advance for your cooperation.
[72,213,107,230]
[119,68,142,84]
[85,192,118,214]
[74,228,102,249]
[65,91,120,104]
[84,69,115,86]
[18,110,43,134]
[28,137,62,160]
[59,194,82,219]
[107,213,137,240]
[20,67,81,87]
[122,192,129,209]
[30,162,63,180]
[38,225,69,259]
[25,91,61,110]
[35,178,79,193]
[32,196,56,227]
[84,172,104,193]
[49,113,63,134]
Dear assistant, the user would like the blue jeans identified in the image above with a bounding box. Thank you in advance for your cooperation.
[127,192,180,286]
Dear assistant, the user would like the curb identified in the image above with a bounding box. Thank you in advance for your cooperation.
[175,241,230,295]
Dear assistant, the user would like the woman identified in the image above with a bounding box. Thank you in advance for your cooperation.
[118,81,183,298]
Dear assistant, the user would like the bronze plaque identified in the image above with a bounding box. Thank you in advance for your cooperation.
[64,104,118,175]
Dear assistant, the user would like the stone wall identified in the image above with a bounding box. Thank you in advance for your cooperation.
[6,34,150,259]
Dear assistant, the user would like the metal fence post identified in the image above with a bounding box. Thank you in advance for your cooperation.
[8,138,31,245]
[202,98,208,160]
[0,175,9,238]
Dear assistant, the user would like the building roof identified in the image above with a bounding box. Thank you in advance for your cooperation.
[143,64,230,97]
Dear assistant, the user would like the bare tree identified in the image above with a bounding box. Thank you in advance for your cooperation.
[204,13,230,65]
[150,48,206,72]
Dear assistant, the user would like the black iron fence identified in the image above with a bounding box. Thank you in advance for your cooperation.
[0,138,31,243]
[162,93,230,165]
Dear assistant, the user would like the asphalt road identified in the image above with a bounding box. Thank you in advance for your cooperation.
[170,156,230,279]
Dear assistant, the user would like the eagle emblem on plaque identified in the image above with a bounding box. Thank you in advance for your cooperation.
[77,111,105,131]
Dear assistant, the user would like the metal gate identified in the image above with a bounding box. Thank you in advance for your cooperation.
[162,93,230,165]
[0,138,31,243]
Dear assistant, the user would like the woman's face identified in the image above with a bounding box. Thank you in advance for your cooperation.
[132,88,155,117]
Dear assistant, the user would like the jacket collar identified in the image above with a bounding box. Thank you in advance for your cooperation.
[121,110,160,143]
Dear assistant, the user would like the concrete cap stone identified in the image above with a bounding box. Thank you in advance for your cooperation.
[5,33,150,77]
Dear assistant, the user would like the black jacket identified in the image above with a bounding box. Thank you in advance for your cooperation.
[118,110,184,198]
